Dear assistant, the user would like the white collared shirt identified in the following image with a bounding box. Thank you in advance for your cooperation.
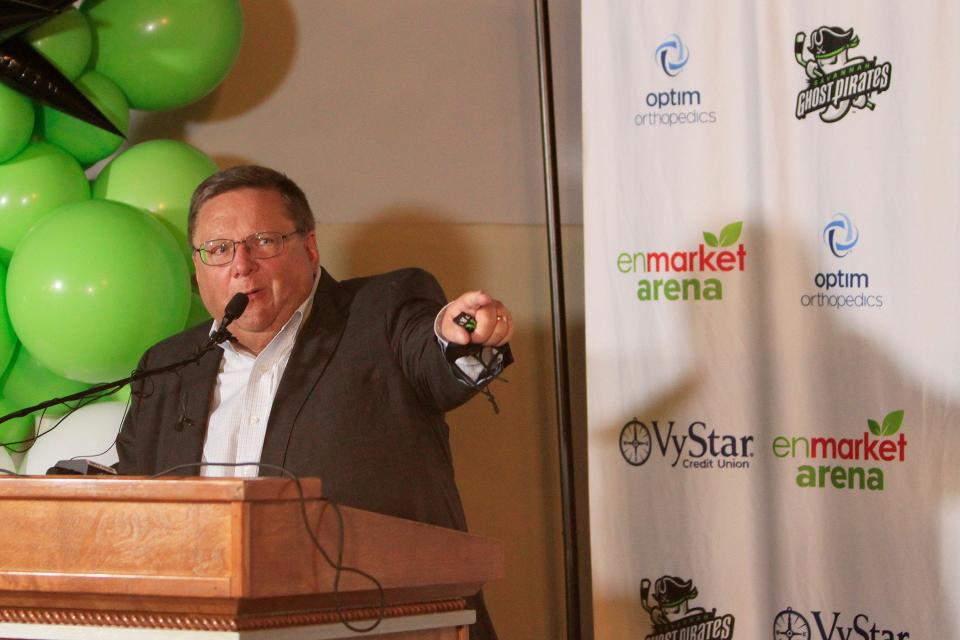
[200,278,317,478]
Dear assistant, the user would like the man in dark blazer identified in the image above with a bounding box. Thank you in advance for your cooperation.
[116,165,512,640]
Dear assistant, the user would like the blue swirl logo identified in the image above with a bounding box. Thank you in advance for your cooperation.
[655,34,689,77]
[823,213,859,257]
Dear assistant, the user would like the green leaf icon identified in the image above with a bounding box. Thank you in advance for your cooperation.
[867,419,881,436]
[718,221,743,247]
[881,410,904,436]
[703,232,719,248]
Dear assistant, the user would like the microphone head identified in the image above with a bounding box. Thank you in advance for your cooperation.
[223,293,249,323]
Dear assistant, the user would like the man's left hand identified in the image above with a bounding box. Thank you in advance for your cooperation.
[440,291,513,347]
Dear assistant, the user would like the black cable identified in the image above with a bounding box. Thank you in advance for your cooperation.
[0,381,127,452]
[69,390,132,462]
[152,461,385,633]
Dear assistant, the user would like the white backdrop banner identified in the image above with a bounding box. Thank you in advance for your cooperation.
[583,2,960,639]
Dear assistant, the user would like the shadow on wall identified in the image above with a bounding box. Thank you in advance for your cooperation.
[591,222,960,638]
[128,0,298,141]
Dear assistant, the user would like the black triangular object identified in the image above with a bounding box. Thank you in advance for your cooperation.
[0,0,74,44]
[0,38,123,137]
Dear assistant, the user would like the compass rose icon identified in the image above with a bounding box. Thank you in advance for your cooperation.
[773,607,811,640]
[619,418,652,466]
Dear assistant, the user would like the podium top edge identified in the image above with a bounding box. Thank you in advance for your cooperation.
[0,476,323,502]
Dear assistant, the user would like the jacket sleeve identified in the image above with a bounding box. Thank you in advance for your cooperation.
[386,268,511,413]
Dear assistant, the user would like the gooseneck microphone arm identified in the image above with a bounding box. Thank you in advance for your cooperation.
[0,293,249,428]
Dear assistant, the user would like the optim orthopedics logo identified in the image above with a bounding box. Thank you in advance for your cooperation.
[823,213,859,257]
[655,34,689,77]
[794,26,892,123]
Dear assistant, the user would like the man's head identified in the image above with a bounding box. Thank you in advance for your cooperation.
[189,166,320,353]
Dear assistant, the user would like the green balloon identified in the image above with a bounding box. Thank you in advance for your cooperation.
[0,263,17,375]
[7,199,190,382]
[0,344,90,417]
[0,142,89,263]
[24,8,94,81]
[186,291,212,329]
[38,71,129,167]
[0,83,33,164]
[92,140,218,263]
[0,397,36,452]
[84,0,243,110]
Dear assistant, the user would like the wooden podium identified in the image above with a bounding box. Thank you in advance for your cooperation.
[0,477,503,639]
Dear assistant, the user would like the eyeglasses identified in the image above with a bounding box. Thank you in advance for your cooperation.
[194,231,303,266]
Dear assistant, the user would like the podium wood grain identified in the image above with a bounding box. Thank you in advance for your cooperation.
[0,477,502,634]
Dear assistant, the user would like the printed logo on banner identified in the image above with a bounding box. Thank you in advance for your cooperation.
[773,606,910,640]
[616,221,746,302]
[772,409,907,491]
[620,418,754,470]
[800,213,884,309]
[655,34,689,77]
[794,26,893,123]
[640,575,735,640]
[634,33,718,127]
[822,213,859,257]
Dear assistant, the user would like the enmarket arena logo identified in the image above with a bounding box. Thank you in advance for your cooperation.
[641,575,735,640]
[772,410,907,491]
[619,418,754,470]
[794,26,892,123]
[616,222,746,302]
[635,34,718,128]
[773,606,910,640]
[800,213,884,310]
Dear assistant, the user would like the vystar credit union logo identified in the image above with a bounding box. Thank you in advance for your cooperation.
[794,26,892,123]
[616,222,746,302]
[800,213,883,310]
[641,575,735,640]
[772,410,907,491]
[635,34,717,128]
[655,34,689,77]
[620,418,754,470]
[773,606,910,640]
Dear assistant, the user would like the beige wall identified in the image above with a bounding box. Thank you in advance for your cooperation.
[129,2,587,637]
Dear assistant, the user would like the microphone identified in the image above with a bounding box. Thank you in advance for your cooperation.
[222,292,249,325]
[207,293,249,347]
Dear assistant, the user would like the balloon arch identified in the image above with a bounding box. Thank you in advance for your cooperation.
[0,0,243,470]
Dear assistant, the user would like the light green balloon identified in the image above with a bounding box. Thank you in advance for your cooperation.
[84,0,243,110]
[7,199,191,382]
[0,83,33,164]
[38,71,129,167]
[24,8,94,81]
[92,140,218,264]
[0,344,90,418]
[0,397,36,453]
[0,142,89,262]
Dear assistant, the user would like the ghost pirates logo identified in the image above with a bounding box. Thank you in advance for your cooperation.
[794,26,892,123]
[640,575,735,640]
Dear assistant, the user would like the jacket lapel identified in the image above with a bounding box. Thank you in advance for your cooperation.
[155,343,223,475]
[259,270,347,474]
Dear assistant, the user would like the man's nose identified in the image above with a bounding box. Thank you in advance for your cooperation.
[232,242,257,276]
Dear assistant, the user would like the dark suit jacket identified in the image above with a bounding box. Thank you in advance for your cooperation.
[117,267,508,639]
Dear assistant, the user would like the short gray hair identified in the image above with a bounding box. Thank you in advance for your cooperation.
[188,165,315,244]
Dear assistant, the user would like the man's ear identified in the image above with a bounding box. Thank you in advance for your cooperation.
[304,230,320,266]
